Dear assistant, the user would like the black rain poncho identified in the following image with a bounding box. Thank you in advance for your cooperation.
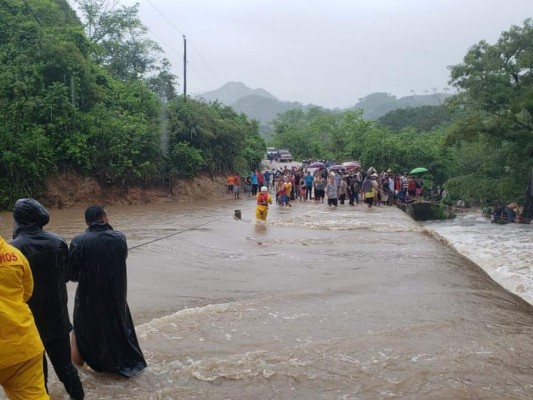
[70,222,147,378]
[10,198,72,341]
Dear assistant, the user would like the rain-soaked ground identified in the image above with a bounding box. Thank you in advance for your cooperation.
[1,198,533,399]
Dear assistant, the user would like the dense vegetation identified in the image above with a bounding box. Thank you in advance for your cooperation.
[271,108,456,190]
[353,92,451,120]
[0,0,264,209]
[378,105,452,133]
[200,82,453,138]
[271,19,533,220]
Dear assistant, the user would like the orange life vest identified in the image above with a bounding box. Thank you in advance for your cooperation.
[257,192,269,205]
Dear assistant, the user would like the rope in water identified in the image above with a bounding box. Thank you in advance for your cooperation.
[128,215,227,250]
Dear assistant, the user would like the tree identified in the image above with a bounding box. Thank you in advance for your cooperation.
[75,0,165,81]
[378,105,452,132]
[167,98,264,176]
[448,18,533,220]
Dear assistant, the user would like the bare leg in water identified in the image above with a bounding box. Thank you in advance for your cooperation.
[70,332,84,367]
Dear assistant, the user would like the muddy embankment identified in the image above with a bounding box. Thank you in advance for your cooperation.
[41,171,229,209]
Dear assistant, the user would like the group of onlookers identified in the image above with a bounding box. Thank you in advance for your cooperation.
[231,165,433,220]
[232,164,528,224]
[264,166,427,208]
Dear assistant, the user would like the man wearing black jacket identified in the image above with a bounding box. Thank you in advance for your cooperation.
[10,198,84,400]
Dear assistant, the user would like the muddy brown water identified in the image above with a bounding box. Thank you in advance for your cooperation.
[1,199,533,399]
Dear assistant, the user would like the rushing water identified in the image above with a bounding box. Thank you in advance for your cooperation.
[422,212,533,306]
[1,200,533,400]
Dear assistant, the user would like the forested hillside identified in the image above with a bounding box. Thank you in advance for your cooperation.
[200,82,452,134]
[199,81,309,134]
[0,0,265,209]
[200,81,276,105]
[353,92,451,120]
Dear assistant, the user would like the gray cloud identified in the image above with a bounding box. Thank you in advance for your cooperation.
[123,0,532,108]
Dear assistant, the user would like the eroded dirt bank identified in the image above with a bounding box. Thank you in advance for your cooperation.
[41,171,229,209]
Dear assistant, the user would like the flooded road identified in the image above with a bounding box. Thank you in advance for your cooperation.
[1,199,533,399]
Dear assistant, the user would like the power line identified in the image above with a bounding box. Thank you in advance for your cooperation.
[140,24,213,88]
[145,0,185,36]
[144,0,224,86]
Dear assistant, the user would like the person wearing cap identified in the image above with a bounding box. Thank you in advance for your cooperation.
[256,186,273,221]
[0,229,49,399]
[10,199,84,399]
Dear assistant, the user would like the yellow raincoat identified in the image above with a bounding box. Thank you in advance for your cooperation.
[255,192,273,221]
[0,235,43,369]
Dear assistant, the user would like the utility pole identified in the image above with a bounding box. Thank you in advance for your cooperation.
[183,35,187,101]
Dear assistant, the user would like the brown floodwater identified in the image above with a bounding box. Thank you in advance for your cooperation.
[1,198,533,399]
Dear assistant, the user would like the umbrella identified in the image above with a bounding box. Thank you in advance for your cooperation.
[342,161,361,169]
[308,161,326,168]
[329,165,346,171]
[409,167,428,174]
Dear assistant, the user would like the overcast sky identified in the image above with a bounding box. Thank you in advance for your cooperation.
[118,0,532,108]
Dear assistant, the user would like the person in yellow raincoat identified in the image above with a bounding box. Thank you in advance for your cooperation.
[0,234,49,400]
[255,186,273,221]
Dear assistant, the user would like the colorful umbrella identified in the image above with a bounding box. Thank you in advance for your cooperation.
[409,167,428,174]
[308,161,326,168]
[329,165,346,171]
[343,161,361,169]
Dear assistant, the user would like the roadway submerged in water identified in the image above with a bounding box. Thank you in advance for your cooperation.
[10,201,532,399]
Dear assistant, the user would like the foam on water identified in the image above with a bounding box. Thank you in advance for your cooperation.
[423,213,533,305]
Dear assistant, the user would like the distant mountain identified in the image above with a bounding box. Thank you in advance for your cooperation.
[198,83,453,135]
[231,95,306,128]
[353,92,452,120]
[198,82,308,135]
[199,81,276,105]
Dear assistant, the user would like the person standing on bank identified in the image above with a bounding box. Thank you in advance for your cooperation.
[10,199,84,400]
[255,186,273,221]
[0,231,49,400]
[69,205,147,378]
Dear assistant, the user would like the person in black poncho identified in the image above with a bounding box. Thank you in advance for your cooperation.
[69,205,146,378]
[10,198,84,399]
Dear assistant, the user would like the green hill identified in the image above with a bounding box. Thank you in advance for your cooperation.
[353,92,452,120]
[231,95,306,129]
[199,83,452,134]
[199,81,276,105]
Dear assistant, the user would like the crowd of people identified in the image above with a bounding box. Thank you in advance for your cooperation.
[0,201,146,400]
[227,164,438,221]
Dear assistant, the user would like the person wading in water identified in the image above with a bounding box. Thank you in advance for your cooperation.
[255,186,273,221]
